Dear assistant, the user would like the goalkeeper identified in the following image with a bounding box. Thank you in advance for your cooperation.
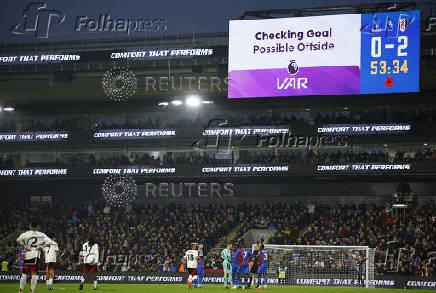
[352,252,367,287]
[220,243,233,289]
[277,264,287,285]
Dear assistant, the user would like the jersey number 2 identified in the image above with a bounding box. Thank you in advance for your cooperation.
[28,237,38,248]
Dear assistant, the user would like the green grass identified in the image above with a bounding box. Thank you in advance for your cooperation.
[0,283,435,293]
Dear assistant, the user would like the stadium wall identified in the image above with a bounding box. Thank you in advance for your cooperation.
[0,272,434,289]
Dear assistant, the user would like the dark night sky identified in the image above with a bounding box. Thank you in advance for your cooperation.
[0,0,430,44]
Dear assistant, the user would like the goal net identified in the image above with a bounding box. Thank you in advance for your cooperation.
[264,244,375,288]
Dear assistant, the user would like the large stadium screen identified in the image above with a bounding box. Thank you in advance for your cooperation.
[228,10,420,98]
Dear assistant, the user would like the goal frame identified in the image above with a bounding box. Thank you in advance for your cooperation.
[264,244,374,288]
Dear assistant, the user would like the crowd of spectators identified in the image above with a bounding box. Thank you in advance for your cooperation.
[314,108,436,125]
[0,122,17,132]
[18,148,436,169]
[0,201,236,273]
[20,119,82,132]
[269,201,435,276]
[237,149,436,165]
[1,107,436,133]
[205,200,435,276]
[0,155,15,169]
[95,118,157,130]
[230,202,309,246]
[25,154,160,168]
[0,200,434,276]
[391,149,436,163]
[238,113,310,127]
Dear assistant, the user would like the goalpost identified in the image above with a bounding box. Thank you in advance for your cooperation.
[264,244,375,288]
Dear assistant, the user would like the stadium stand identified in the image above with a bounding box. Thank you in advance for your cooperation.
[18,148,436,169]
[3,107,435,132]
[0,200,434,275]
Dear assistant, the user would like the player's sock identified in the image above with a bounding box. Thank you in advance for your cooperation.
[188,275,192,282]
[199,274,203,286]
[19,274,26,293]
[248,276,252,287]
[80,276,85,284]
[46,277,49,286]
[93,281,97,289]
[223,276,227,286]
[229,275,232,285]
[49,278,53,285]
[263,276,268,288]
[30,274,37,293]
[257,277,261,287]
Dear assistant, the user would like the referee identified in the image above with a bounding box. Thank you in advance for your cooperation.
[247,244,260,289]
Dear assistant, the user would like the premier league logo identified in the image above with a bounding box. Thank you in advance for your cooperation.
[287,60,299,75]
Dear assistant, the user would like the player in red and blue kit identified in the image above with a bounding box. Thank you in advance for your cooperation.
[257,244,269,289]
[193,243,205,288]
[231,245,240,288]
[18,248,25,273]
[235,242,252,289]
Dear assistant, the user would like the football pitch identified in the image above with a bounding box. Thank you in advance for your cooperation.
[0,284,435,293]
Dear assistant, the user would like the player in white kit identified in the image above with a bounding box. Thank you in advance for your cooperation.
[79,233,99,290]
[43,235,59,290]
[16,221,56,293]
[183,243,199,289]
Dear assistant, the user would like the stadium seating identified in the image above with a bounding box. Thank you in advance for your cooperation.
[0,200,434,276]
[19,148,436,169]
[3,107,436,132]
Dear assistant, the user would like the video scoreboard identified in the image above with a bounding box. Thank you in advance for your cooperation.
[228,10,420,98]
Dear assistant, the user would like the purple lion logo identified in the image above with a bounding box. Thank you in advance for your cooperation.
[287,60,299,75]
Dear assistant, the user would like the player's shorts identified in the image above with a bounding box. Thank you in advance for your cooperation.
[45,262,56,271]
[250,263,259,274]
[238,264,249,274]
[258,264,268,275]
[23,258,40,274]
[83,264,98,273]
[223,262,232,274]
[186,267,197,275]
